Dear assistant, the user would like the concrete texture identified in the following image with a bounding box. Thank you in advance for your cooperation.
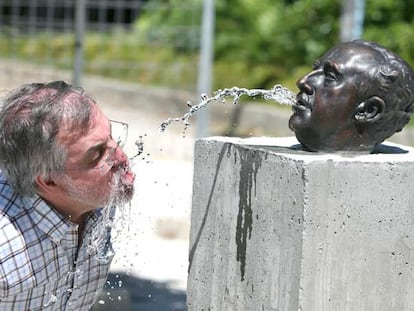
[188,136,414,311]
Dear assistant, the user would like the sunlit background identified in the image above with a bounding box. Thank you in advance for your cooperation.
[1,0,414,310]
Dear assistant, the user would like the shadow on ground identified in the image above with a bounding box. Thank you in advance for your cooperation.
[91,272,187,311]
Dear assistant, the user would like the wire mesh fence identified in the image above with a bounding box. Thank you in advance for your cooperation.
[0,0,201,91]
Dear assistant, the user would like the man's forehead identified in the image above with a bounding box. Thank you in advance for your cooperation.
[322,44,383,66]
[58,119,90,147]
[58,106,109,146]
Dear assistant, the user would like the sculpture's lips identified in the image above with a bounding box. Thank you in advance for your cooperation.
[293,93,312,111]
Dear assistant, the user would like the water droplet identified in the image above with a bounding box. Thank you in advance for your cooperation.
[133,139,144,157]
[318,244,323,253]
[98,300,105,305]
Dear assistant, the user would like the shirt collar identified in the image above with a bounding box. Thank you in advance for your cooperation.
[22,195,74,245]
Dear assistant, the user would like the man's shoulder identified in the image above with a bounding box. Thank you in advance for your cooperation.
[0,171,34,224]
[0,171,28,237]
[0,172,39,296]
[0,171,24,212]
[0,207,37,297]
[0,223,36,297]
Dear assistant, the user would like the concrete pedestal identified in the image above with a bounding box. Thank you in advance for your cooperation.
[187,136,414,311]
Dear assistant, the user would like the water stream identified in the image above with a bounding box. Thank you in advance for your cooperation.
[159,84,296,133]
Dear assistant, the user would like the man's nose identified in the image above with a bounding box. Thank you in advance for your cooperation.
[114,145,128,165]
[296,70,318,94]
[107,138,128,167]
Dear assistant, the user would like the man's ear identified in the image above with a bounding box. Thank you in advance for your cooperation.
[354,96,385,123]
[35,175,57,196]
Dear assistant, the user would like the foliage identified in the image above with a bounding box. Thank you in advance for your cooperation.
[135,0,414,92]
[214,0,340,89]
[133,0,202,51]
[363,0,414,66]
[1,0,414,95]
[135,0,341,89]
[0,28,199,90]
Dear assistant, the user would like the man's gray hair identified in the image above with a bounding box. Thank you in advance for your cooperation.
[355,40,414,138]
[0,81,95,196]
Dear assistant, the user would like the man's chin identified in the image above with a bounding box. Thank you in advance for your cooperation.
[108,167,135,204]
[120,184,135,203]
[288,108,314,131]
[288,113,302,133]
[110,182,134,205]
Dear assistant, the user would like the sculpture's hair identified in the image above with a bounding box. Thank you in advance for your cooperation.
[0,81,95,196]
[354,40,414,141]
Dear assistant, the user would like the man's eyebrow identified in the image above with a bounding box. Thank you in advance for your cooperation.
[84,120,111,155]
[323,60,341,75]
[312,59,321,69]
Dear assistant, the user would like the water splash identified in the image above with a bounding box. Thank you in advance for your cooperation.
[159,84,296,133]
[43,292,57,307]
[87,170,134,262]
[134,138,144,158]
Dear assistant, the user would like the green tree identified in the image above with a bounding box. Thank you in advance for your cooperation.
[135,0,414,90]
[134,0,202,51]
[213,0,340,89]
[364,0,414,66]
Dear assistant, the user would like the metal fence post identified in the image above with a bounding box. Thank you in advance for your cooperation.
[196,0,215,138]
[73,0,86,87]
[340,0,365,42]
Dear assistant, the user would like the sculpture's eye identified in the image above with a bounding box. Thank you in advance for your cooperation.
[323,62,340,85]
[325,70,338,82]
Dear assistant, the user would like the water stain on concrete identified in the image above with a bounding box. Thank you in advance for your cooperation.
[231,145,264,281]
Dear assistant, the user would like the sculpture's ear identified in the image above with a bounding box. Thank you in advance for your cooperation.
[354,96,385,123]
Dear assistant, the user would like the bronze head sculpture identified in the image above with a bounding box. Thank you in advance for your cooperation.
[289,39,414,153]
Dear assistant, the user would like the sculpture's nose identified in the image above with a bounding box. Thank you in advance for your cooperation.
[296,71,315,95]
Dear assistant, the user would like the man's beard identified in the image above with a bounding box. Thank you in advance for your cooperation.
[62,169,134,209]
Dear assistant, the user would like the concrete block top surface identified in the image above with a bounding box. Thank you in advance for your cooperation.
[205,136,414,163]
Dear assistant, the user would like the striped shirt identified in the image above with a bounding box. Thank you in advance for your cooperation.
[0,172,114,310]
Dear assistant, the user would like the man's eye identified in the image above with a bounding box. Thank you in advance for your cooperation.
[325,71,337,81]
[324,68,339,84]
[322,62,341,84]
[90,149,105,165]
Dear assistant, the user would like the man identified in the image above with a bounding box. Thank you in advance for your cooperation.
[289,39,414,152]
[0,81,135,309]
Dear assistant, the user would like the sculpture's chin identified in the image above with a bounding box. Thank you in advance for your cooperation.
[288,109,312,137]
